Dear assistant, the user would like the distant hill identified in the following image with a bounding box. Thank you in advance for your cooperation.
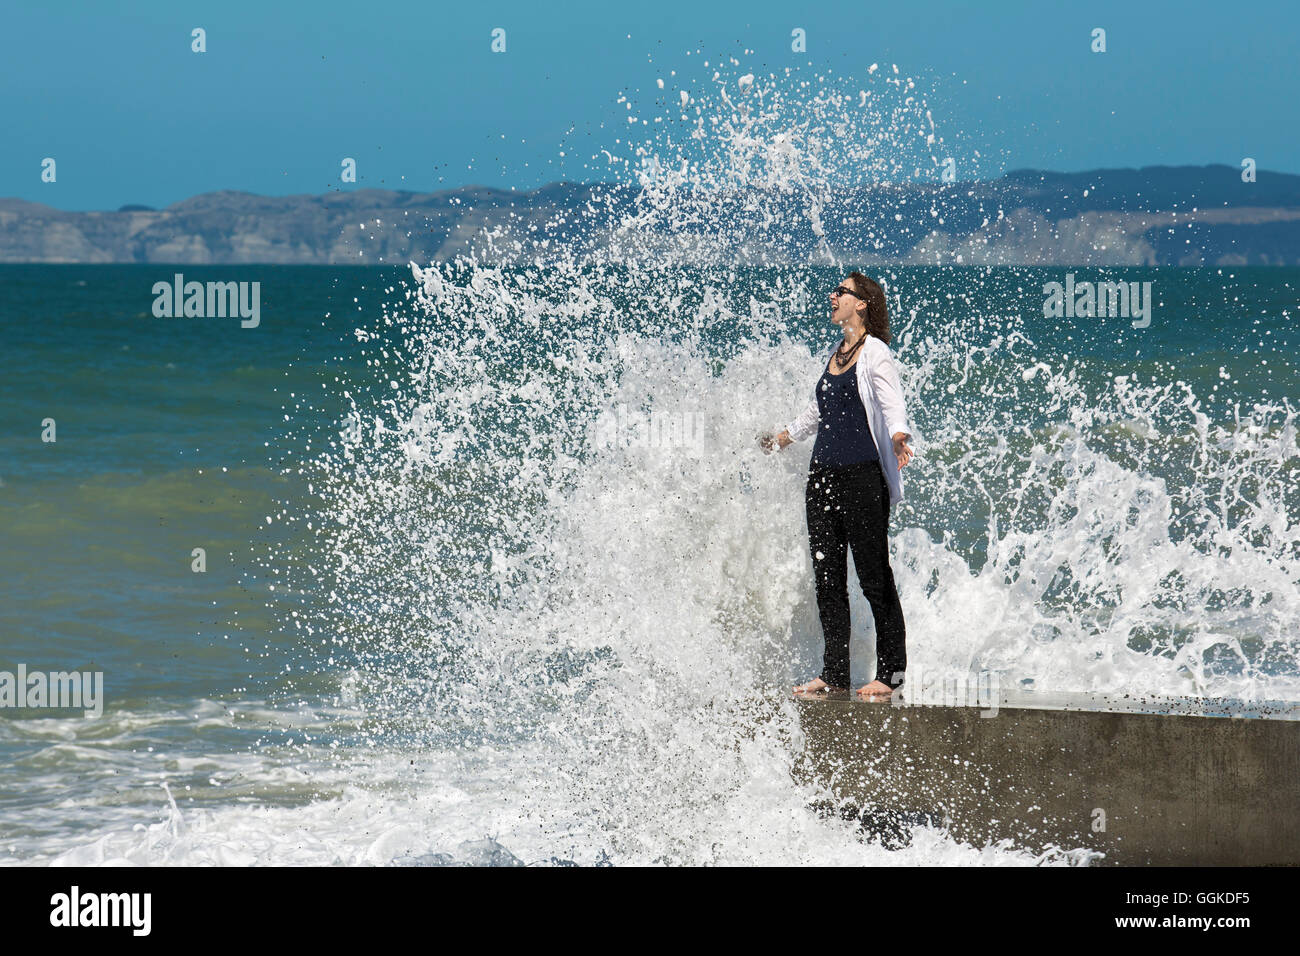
[2,165,1298,266]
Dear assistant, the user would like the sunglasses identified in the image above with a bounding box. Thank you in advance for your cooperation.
[831,285,862,299]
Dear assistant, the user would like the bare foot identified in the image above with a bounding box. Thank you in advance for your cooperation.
[856,680,895,700]
[793,677,845,696]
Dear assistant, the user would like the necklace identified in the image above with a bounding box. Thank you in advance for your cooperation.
[833,329,866,369]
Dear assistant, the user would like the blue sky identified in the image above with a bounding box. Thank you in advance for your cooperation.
[4,0,1297,210]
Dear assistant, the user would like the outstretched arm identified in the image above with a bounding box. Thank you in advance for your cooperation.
[761,397,818,453]
[869,348,914,468]
[785,397,820,443]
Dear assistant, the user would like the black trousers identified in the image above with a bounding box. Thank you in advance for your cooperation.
[804,459,906,689]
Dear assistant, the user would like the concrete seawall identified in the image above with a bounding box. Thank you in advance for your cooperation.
[793,690,1300,865]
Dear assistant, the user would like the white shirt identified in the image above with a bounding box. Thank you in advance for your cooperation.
[784,335,913,506]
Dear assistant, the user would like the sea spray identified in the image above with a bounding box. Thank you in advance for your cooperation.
[263,64,1300,865]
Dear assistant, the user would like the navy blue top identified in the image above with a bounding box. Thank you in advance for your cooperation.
[810,361,879,468]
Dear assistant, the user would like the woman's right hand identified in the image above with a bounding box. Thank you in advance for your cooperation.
[759,429,792,454]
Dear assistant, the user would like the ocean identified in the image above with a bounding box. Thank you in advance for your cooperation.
[1,260,1296,865]
[3,59,1299,866]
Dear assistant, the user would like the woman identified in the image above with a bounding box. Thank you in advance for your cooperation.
[761,272,914,700]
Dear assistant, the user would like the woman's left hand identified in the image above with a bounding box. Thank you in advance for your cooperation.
[892,432,913,469]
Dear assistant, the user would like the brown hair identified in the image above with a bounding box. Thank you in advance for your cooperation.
[846,271,890,345]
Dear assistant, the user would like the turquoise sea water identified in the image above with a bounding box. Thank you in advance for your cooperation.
[1,263,1297,865]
